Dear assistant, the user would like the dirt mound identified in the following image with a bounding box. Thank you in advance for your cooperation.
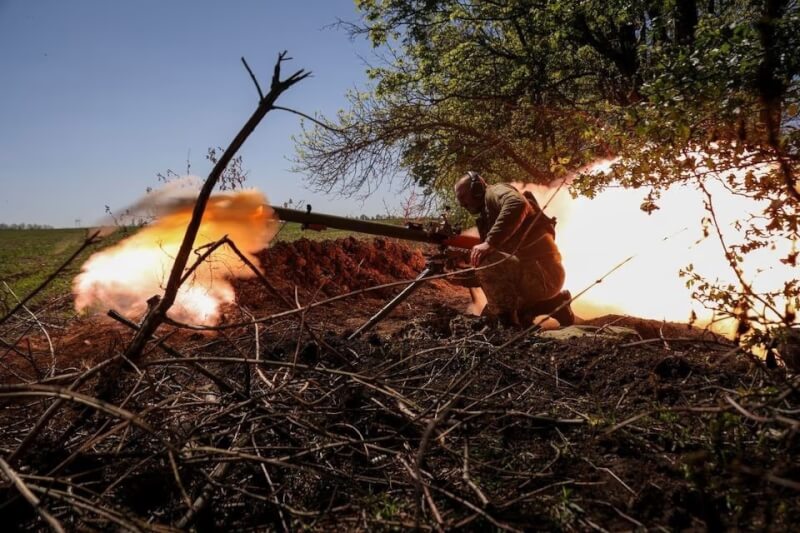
[581,313,713,340]
[234,237,469,334]
[251,237,428,298]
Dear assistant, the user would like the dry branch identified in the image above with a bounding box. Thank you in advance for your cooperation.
[124,52,309,362]
[0,457,64,533]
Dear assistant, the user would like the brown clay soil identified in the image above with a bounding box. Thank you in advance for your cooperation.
[1,237,798,531]
[236,237,473,336]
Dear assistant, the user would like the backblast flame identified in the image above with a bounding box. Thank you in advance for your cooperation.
[511,155,793,334]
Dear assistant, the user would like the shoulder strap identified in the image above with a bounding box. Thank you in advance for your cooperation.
[521,190,557,238]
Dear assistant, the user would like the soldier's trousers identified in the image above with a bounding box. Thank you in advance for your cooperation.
[475,252,565,318]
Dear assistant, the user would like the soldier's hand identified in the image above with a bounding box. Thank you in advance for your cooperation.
[470,242,494,267]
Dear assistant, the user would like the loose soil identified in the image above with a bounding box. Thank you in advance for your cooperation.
[1,238,797,531]
[237,237,470,336]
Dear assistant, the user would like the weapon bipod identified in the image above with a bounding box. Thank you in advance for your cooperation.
[347,252,447,340]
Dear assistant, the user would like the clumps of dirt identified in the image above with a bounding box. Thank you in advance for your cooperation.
[582,313,715,340]
[233,237,469,335]
[247,237,428,299]
[394,303,466,339]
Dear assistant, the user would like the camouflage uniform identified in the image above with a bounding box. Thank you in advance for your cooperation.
[463,183,565,321]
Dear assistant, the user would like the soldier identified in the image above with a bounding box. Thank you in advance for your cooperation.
[453,171,574,327]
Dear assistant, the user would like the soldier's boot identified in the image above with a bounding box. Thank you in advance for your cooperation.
[477,309,519,329]
[520,290,575,327]
[550,290,575,327]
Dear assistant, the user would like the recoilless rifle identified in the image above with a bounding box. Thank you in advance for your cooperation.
[269,204,479,339]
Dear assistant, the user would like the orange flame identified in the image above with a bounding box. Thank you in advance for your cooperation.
[74,186,278,324]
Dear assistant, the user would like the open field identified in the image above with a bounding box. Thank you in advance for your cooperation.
[0,228,120,312]
[271,220,390,243]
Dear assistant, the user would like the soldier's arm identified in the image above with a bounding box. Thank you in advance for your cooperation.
[484,187,528,247]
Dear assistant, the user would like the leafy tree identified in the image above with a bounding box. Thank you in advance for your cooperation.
[296,0,799,350]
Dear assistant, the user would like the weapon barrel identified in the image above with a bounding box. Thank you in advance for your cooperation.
[270,206,444,245]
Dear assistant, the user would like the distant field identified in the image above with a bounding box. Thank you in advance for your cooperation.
[271,221,366,242]
[271,218,418,241]
[0,228,124,311]
[0,220,416,311]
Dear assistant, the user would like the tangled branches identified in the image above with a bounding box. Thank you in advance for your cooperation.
[2,284,800,530]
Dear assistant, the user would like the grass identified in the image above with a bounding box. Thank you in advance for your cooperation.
[0,228,125,311]
[271,221,364,242]
[271,217,414,243]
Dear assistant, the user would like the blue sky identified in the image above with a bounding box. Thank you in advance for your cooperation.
[0,0,401,227]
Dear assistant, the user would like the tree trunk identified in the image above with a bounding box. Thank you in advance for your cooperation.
[675,0,698,45]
